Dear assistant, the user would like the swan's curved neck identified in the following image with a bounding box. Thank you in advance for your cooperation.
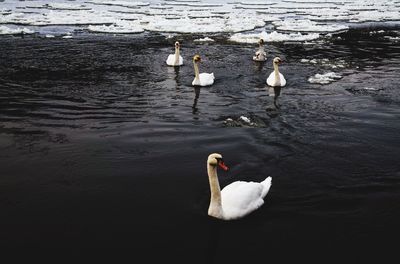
[207,163,223,217]
[174,47,180,65]
[274,63,280,82]
[193,61,200,80]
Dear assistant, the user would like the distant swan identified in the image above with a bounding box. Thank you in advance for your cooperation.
[267,57,286,87]
[206,153,272,220]
[253,39,267,62]
[166,41,183,66]
[192,54,215,86]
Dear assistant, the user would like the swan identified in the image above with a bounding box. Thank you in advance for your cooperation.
[192,54,215,86]
[166,41,183,66]
[253,39,267,62]
[267,57,286,87]
[206,153,272,220]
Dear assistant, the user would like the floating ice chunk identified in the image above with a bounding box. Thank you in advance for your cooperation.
[0,10,117,26]
[86,1,150,8]
[88,21,144,33]
[144,15,264,33]
[235,1,275,5]
[229,31,268,43]
[350,10,400,22]
[45,34,55,38]
[1,0,400,36]
[48,3,92,11]
[0,25,34,35]
[194,37,215,42]
[302,58,349,69]
[364,87,378,91]
[223,115,264,127]
[164,2,223,7]
[229,30,320,43]
[239,116,251,123]
[384,36,400,41]
[308,72,342,84]
[274,18,349,33]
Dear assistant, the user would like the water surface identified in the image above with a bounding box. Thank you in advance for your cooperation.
[1,28,400,262]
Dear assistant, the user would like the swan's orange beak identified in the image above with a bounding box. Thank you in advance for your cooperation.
[218,160,229,171]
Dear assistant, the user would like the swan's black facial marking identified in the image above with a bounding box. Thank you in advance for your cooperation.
[193,55,201,62]
[274,58,282,64]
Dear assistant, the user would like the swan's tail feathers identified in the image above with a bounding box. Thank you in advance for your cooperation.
[211,73,215,79]
[261,176,272,198]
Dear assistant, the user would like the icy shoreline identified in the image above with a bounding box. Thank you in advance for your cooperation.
[1,0,399,42]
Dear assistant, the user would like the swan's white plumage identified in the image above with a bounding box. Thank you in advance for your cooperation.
[192,72,215,86]
[267,71,286,87]
[166,54,183,66]
[206,153,272,220]
[221,177,271,220]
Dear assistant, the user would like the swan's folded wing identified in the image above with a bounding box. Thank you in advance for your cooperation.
[221,181,265,219]
[166,54,175,65]
[199,73,215,86]
[279,73,286,86]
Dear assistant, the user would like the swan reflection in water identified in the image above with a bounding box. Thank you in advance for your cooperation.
[192,86,201,115]
[268,86,282,109]
[167,65,181,84]
[253,60,266,72]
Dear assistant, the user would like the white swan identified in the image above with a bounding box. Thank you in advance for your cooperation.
[206,153,272,220]
[166,41,183,66]
[253,39,267,62]
[267,57,286,87]
[192,54,215,86]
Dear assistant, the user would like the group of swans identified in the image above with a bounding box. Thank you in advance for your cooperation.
[166,42,277,220]
[166,40,286,88]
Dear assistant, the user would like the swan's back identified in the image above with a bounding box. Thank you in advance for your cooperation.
[253,50,267,61]
[221,176,272,220]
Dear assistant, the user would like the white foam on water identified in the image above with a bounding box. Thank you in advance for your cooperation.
[308,72,343,84]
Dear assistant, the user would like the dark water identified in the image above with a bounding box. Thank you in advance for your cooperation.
[1,31,400,263]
